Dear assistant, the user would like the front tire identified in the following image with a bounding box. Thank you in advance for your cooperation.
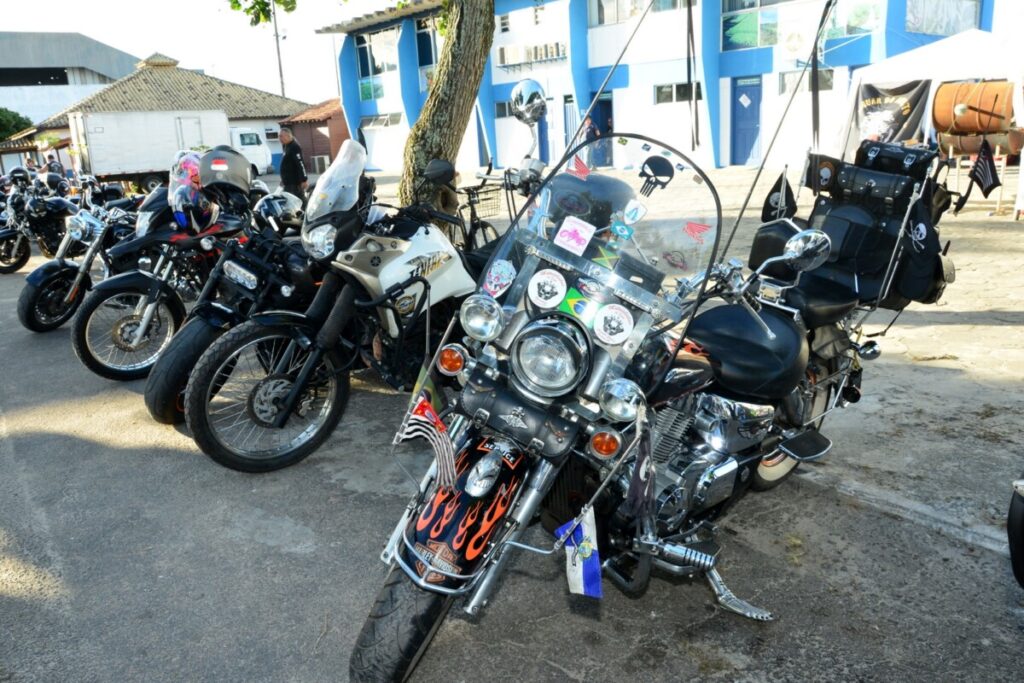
[0,234,31,274]
[1009,475,1024,588]
[350,568,453,683]
[71,288,184,380]
[183,320,350,472]
[17,273,83,332]
[144,318,224,424]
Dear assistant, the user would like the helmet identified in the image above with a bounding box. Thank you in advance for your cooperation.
[0,175,10,193]
[168,151,214,229]
[9,167,31,188]
[547,172,636,230]
[200,145,251,196]
[40,172,64,193]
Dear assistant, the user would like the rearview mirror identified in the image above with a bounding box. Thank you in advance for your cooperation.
[423,159,455,186]
[510,79,547,125]
[783,229,830,272]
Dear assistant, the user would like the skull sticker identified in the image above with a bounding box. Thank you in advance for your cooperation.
[639,156,675,197]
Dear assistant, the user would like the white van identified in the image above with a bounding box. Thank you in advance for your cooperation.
[230,127,274,177]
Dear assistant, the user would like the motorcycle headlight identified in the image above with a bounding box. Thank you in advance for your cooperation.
[223,260,259,290]
[510,318,589,398]
[302,224,337,260]
[599,379,645,422]
[459,294,504,342]
[135,211,153,237]
[66,214,88,241]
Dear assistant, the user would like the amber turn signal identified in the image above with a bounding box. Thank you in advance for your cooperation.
[437,344,467,376]
[589,430,622,459]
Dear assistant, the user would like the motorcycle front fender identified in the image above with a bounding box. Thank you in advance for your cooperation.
[25,260,87,289]
[0,227,22,242]
[249,309,315,330]
[395,435,530,591]
[190,301,244,329]
[92,270,186,321]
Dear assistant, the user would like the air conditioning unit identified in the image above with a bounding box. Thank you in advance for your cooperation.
[312,155,330,174]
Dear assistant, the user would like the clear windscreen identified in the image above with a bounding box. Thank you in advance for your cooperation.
[305,140,366,224]
[479,134,721,368]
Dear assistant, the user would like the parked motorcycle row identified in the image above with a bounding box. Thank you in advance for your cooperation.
[1,78,1020,682]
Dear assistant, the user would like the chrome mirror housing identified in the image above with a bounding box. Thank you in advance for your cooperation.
[783,229,830,273]
[510,80,547,125]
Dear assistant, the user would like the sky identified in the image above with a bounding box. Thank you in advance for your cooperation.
[3,0,356,106]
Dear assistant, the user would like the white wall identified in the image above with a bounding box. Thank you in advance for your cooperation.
[0,84,107,125]
[587,5,695,67]
[761,67,853,169]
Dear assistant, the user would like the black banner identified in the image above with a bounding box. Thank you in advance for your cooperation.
[849,80,931,156]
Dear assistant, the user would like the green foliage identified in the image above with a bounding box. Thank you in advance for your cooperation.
[0,107,33,140]
[227,0,297,26]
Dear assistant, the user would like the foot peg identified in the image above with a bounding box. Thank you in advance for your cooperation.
[706,568,775,622]
[779,430,832,462]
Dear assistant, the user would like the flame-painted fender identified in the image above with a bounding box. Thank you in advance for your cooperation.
[399,435,528,589]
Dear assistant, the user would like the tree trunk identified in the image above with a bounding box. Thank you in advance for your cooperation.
[398,0,495,206]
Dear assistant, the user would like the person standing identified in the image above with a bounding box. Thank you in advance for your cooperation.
[277,127,308,203]
[582,116,600,168]
[45,154,65,176]
[24,155,38,173]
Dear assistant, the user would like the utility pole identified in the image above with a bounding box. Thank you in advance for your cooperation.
[271,0,286,96]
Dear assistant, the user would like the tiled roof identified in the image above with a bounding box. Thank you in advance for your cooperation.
[280,98,344,124]
[35,53,309,130]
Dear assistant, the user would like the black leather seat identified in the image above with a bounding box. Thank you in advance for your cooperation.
[787,273,859,328]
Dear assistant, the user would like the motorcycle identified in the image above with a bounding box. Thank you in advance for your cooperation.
[0,168,79,274]
[17,179,145,332]
[1010,474,1024,588]
[70,149,251,380]
[350,124,957,680]
[143,191,319,424]
[182,140,508,473]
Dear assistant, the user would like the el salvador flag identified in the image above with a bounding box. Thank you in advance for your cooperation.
[555,508,603,599]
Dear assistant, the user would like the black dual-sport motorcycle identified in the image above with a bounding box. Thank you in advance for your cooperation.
[0,169,80,274]
[350,131,957,681]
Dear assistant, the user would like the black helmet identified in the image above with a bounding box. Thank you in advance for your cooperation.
[42,172,64,192]
[0,175,10,193]
[8,166,31,188]
[199,145,251,195]
[547,172,636,230]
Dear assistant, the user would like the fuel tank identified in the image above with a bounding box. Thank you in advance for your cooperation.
[686,304,808,401]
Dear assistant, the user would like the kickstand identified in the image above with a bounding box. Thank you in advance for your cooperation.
[705,568,775,622]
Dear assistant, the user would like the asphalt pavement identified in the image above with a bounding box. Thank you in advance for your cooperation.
[1,168,1022,681]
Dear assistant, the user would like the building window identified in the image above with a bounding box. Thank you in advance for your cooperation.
[826,0,883,38]
[416,18,442,93]
[905,0,978,35]
[359,113,402,129]
[356,28,398,101]
[499,14,510,32]
[721,0,880,51]
[534,5,544,24]
[654,82,703,104]
[495,102,512,118]
[779,68,834,95]
[265,129,279,141]
[0,67,70,87]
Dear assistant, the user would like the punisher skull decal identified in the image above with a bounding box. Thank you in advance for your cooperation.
[639,156,675,197]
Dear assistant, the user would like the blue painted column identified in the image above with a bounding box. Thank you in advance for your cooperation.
[703,0,723,166]
[338,35,362,146]
[567,0,590,114]
[397,19,424,126]
[476,53,498,166]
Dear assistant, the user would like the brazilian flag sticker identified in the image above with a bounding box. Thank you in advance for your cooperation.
[558,287,599,326]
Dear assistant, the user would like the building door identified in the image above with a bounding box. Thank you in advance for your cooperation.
[564,95,579,150]
[731,77,762,166]
[592,95,614,167]
[176,117,203,150]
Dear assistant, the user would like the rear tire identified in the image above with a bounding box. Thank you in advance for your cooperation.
[144,318,224,424]
[17,274,83,332]
[349,568,453,683]
[1009,474,1024,588]
[0,235,30,274]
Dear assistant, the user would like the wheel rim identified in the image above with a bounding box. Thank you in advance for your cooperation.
[84,293,177,372]
[203,333,338,460]
[33,276,78,325]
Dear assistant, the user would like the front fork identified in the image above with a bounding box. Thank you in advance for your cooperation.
[130,253,174,347]
[62,228,107,304]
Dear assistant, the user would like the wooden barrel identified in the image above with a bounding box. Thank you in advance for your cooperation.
[933,81,1015,134]
[939,130,1024,155]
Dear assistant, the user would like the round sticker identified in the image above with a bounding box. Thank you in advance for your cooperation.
[593,304,634,346]
[528,269,567,309]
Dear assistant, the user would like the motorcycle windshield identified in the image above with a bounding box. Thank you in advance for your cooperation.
[478,134,721,374]
[305,140,366,224]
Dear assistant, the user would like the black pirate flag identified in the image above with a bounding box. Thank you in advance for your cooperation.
[761,172,796,223]
[955,139,1002,214]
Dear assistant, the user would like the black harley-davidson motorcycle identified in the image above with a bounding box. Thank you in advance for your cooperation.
[181,140,516,473]
[17,180,147,332]
[349,127,957,680]
[143,191,319,424]
[0,168,79,274]
[71,149,252,381]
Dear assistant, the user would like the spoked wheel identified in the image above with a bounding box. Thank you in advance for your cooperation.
[0,234,31,274]
[752,365,833,491]
[350,567,454,683]
[184,321,350,472]
[17,272,82,332]
[71,289,183,380]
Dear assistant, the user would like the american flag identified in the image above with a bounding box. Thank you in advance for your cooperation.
[395,394,457,489]
[684,221,711,244]
[566,155,591,180]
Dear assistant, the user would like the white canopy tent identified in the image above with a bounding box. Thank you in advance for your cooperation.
[837,29,1024,157]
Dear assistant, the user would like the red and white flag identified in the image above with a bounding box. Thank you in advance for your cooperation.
[566,155,591,180]
[394,394,457,489]
[684,221,711,244]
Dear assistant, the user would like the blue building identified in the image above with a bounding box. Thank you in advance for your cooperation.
[319,0,997,170]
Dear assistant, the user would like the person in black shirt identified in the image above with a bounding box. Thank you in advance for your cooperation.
[278,127,307,203]
[582,116,600,168]
[45,154,65,176]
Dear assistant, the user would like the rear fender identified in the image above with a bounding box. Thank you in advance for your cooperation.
[397,435,529,590]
